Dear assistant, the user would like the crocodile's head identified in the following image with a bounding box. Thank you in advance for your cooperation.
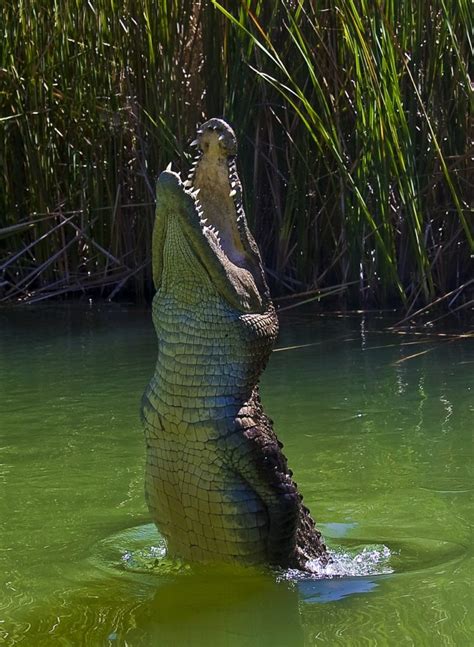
[153,118,270,313]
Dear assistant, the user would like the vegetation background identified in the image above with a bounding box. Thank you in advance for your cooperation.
[0,0,472,320]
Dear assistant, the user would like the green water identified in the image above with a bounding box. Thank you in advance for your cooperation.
[0,306,472,646]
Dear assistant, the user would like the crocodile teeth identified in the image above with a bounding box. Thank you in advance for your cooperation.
[218,134,225,141]
[229,189,237,197]
[191,189,201,199]
[183,180,193,188]
[166,162,172,171]
[190,139,199,147]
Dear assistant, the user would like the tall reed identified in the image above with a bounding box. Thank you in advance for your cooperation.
[0,0,471,315]
[212,0,472,312]
[1,0,203,302]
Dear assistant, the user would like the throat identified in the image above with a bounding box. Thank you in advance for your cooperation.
[193,157,246,264]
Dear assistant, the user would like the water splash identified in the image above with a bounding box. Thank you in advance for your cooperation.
[281,544,393,581]
[120,541,393,581]
[121,543,167,571]
[120,537,193,576]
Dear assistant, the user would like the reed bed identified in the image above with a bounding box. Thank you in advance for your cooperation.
[0,0,471,318]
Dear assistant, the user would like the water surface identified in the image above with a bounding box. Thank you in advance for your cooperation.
[0,306,472,645]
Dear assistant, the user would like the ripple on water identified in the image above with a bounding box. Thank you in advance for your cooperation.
[91,524,192,578]
[91,523,467,602]
[93,524,396,583]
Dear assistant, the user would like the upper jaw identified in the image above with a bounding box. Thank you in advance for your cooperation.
[153,119,270,313]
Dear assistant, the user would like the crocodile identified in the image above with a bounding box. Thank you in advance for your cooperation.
[141,118,328,570]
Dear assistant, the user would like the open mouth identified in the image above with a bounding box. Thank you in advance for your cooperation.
[153,119,269,312]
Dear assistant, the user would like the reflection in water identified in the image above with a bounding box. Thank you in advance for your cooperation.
[440,392,453,432]
[4,565,305,647]
[123,568,304,647]
[299,577,379,603]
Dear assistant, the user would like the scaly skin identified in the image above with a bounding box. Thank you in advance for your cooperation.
[141,118,328,569]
